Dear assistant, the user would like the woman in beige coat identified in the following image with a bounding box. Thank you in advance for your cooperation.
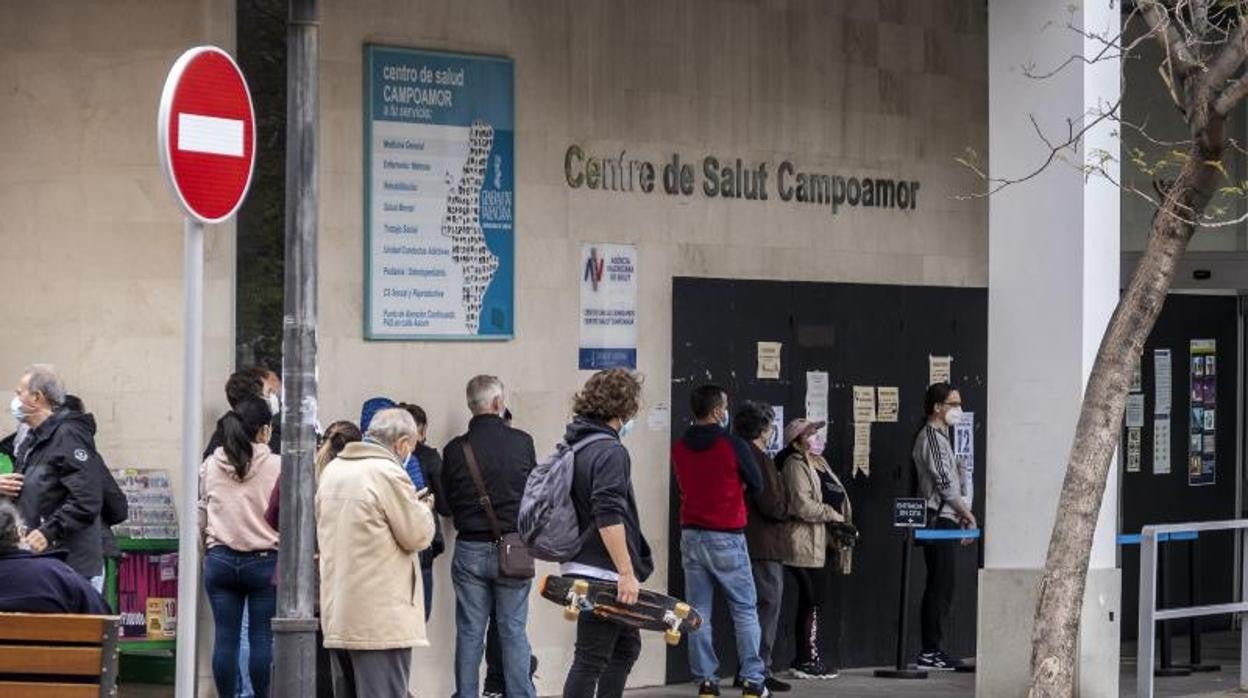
[780,418,851,681]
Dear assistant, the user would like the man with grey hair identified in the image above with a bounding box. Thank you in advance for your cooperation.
[440,375,538,698]
[318,407,436,698]
[8,365,106,587]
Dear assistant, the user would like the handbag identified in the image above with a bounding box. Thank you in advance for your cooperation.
[462,441,535,579]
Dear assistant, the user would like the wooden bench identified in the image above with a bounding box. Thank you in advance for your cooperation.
[0,613,120,697]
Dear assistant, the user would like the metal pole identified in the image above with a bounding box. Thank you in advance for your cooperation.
[272,0,320,696]
[1155,542,1190,676]
[175,217,204,698]
[874,528,926,680]
[1138,531,1157,698]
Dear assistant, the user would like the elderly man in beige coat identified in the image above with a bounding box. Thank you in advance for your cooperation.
[317,408,436,698]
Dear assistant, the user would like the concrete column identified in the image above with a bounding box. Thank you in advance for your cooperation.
[980,1,1121,695]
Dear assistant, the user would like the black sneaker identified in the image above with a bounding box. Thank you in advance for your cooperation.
[764,675,792,692]
[789,661,839,679]
[731,675,744,688]
[742,681,771,698]
[697,679,720,697]
[917,650,962,671]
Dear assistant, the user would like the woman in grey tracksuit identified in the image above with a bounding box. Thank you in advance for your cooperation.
[912,382,976,671]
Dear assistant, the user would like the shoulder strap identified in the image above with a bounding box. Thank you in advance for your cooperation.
[569,433,614,454]
[462,441,504,542]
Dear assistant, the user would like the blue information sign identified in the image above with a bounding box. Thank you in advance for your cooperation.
[363,45,514,340]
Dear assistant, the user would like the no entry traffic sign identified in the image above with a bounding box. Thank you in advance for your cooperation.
[157,46,256,223]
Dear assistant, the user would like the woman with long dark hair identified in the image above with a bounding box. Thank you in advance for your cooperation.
[912,382,975,671]
[200,397,281,698]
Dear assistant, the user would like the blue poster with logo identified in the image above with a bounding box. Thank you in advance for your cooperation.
[363,45,514,340]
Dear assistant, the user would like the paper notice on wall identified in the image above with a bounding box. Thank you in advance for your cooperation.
[766,405,785,456]
[1153,417,1171,474]
[805,371,830,455]
[876,387,899,422]
[852,386,876,423]
[1130,355,1143,393]
[852,422,871,478]
[1126,427,1142,473]
[646,402,670,432]
[929,355,953,386]
[1154,349,1172,416]
[1125,394,1145,428]
[953,411,975,507]
[756,342,782,380]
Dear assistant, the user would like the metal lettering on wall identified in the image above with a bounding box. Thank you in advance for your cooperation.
[564,145,921,214]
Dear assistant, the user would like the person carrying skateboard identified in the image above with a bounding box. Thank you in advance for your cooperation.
[671,384,770,698]
[559,369,654,698]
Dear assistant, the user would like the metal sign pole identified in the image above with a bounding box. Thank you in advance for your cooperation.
[175,216,204,698]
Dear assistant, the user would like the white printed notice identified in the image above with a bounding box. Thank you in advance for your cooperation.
[929,355,952,386]
[805,371,830,455]
[579,243,638,369]
[364,46,514,340]
[1154,349,1172,416]
[1125,394,1145,428]
[1153,416,1171,474]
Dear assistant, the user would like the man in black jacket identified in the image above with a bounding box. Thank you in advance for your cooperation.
[10,365,105,585]
[440,375,537,698]
[560,369,653,698]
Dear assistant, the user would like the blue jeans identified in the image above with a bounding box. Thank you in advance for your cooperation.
[450,540,534,698]
[204,547,278,698]
[238,603,253,697]
[680,529,765,685]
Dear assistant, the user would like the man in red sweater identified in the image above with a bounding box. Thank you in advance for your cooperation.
[672,385,769,698]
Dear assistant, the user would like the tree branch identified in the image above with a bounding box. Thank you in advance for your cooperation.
[1202,20,1248,97]
[1139,0,1200,78]
[1215,73,1248,115]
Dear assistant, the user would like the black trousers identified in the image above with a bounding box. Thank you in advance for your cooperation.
[920,516,960,652]
[562,610,642,698]
[786,564,829,664]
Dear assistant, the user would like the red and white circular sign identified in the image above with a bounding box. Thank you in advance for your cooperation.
[158,46,256,224]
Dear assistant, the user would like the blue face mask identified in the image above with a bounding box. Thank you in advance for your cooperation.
[619,419,635,438]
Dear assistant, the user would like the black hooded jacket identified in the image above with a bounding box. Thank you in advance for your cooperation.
[14,409,105,578]
[564,417,654,582]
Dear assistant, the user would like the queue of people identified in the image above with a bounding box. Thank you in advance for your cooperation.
[1,361,975,698]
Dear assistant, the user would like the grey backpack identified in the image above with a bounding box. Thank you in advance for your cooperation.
[518,433,613,562]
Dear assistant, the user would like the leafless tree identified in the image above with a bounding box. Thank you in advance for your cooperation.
[964,1,1248,695]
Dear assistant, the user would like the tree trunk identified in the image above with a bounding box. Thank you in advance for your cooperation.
[1027,149,1222,696]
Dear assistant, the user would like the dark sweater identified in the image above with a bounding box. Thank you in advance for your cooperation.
[0,549,109,614]
[564,418,653,582]
[440,414,536,542]
[672,424,762,532]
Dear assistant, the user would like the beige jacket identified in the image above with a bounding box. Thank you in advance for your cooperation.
[199,444,280,551]
[316,440,436,650]
[781,451,850,568]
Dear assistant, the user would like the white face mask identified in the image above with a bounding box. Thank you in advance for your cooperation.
[943,406,964,427]
[9,396,28,425]
[266,392,280,416]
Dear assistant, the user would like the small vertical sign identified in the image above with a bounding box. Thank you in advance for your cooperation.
[578,243,638,370]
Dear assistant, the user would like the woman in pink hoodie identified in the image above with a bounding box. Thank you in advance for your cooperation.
[199,396,280,698]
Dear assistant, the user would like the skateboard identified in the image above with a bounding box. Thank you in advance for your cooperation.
[539,574,702,645]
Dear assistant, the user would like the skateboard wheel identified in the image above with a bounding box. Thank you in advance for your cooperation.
[572,579,589,595]
[673,602,691,619]
[664,629,681,646]
[564,606,579,621]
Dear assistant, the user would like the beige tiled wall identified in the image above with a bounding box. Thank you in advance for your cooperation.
[1,0,987,694]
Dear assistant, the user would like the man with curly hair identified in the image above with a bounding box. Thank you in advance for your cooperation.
[559,369,654,698]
